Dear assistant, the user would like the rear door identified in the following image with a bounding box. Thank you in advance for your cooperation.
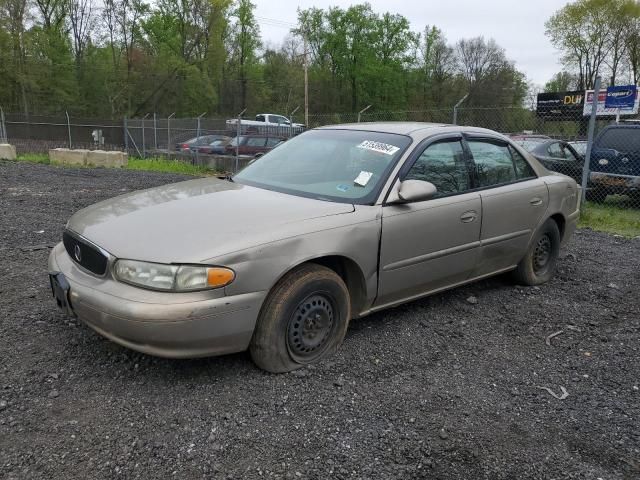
[465,136,549,276]
[243,136,268,155]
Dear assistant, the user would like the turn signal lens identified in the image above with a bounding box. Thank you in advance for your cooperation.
[207,267,235,288]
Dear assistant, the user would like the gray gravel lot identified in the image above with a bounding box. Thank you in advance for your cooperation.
[1,160,639,479]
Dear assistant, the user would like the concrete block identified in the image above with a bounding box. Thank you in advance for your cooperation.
[86,150,127,168]
[0,144,17,160]
[86,150,110,167]
[108,150,128,168]
[49,148,88,166]
[48,148,70,164]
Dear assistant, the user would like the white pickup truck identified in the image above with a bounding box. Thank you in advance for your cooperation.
[226,114,305,135]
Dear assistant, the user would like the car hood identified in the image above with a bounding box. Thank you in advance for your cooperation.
[67,177,354,263]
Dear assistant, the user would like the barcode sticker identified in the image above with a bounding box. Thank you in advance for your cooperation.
[357,140,400,156]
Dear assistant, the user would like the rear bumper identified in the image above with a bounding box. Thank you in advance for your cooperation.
[590,172,640,192]
[48,243,266,358]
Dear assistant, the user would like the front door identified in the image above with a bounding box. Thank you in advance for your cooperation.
[376,138,481,308]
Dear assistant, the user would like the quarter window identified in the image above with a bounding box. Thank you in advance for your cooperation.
[405,140,470,196]
[468,140,517,187]
[509,146,536,179]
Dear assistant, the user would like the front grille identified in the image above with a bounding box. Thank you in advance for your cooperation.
[62,231,108,276]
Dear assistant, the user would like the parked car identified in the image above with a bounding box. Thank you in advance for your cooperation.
[223,134,285,156]
[196,137,231,155]
[588,124,640,202]
[175,135,228,152]
[49,123,580,372]
[514,138,584,183]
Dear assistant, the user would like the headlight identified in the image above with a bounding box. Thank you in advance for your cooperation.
[598,159,609,166]
[113,259,235,291]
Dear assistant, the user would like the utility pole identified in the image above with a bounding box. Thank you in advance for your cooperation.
[303,34,309,127]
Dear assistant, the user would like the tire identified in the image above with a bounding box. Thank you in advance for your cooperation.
[512,219,561,286]
[585,187,607,203]
[249,264,351,373]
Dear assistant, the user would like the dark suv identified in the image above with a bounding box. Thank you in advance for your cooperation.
[588,124,640,202]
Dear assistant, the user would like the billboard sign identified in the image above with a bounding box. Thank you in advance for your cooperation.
[604,85,637,109]
[536,90,584,118]
[583,86,639,117]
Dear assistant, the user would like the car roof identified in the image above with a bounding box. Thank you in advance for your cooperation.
[316,122,507,140]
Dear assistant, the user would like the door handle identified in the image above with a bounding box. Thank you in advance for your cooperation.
[530,197,543,206]
[460,210,477,223]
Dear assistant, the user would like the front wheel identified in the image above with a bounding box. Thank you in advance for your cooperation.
[250,264,351,373]
[512,219,561,286]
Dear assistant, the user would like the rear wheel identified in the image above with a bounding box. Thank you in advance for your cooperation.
[250,264,351,373]
[512,219,561,286]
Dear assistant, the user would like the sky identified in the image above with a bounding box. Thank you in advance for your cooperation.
[253,0,573,87]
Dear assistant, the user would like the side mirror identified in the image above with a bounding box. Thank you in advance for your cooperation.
[389,180,437,204]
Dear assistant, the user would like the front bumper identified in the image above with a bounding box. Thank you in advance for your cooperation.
[590,172,640,192]
[48,242,266,358]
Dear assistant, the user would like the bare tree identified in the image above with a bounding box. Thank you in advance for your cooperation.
[67,0,94,65]
[34,0,66,30]
[456,37,506,92]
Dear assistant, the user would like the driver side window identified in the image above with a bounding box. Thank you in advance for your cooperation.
[405,140,470,197]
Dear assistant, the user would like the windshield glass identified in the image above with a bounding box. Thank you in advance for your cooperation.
[596,128,640,151]
[233,129,412,204]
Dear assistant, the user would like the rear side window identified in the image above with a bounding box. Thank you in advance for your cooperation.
[266,137,282,147]
[468,140,517,187]
[405,140,470,196]
[596,128,640,151]
[256,115,266,122]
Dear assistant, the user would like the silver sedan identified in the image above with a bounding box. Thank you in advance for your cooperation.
[49,123,581,372]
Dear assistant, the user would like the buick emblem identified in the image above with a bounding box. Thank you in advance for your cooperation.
[74,244,82,262]
[621,157,629,164]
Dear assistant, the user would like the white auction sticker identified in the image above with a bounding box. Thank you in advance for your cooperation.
[354,171,373,187]
[357,140,400,156]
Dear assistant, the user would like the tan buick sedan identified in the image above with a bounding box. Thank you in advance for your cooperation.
[49,123,580,372]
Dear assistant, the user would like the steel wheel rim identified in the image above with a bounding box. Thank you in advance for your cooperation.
[287,293,336,362]
[533,234,552,274]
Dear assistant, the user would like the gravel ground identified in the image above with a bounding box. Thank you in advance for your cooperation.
[1,160,639,480]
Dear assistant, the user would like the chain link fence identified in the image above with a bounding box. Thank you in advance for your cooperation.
[1,105,639,209]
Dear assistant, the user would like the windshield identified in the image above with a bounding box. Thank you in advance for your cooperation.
[233,129,412,204]
[596,128,640,151]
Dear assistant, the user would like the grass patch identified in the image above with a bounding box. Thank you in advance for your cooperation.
[126,157,217,176]
[13,153,218,176]
[16,153,50,164]
[579,202,640,237]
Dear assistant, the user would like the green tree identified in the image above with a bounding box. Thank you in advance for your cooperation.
[228,0,261,110]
